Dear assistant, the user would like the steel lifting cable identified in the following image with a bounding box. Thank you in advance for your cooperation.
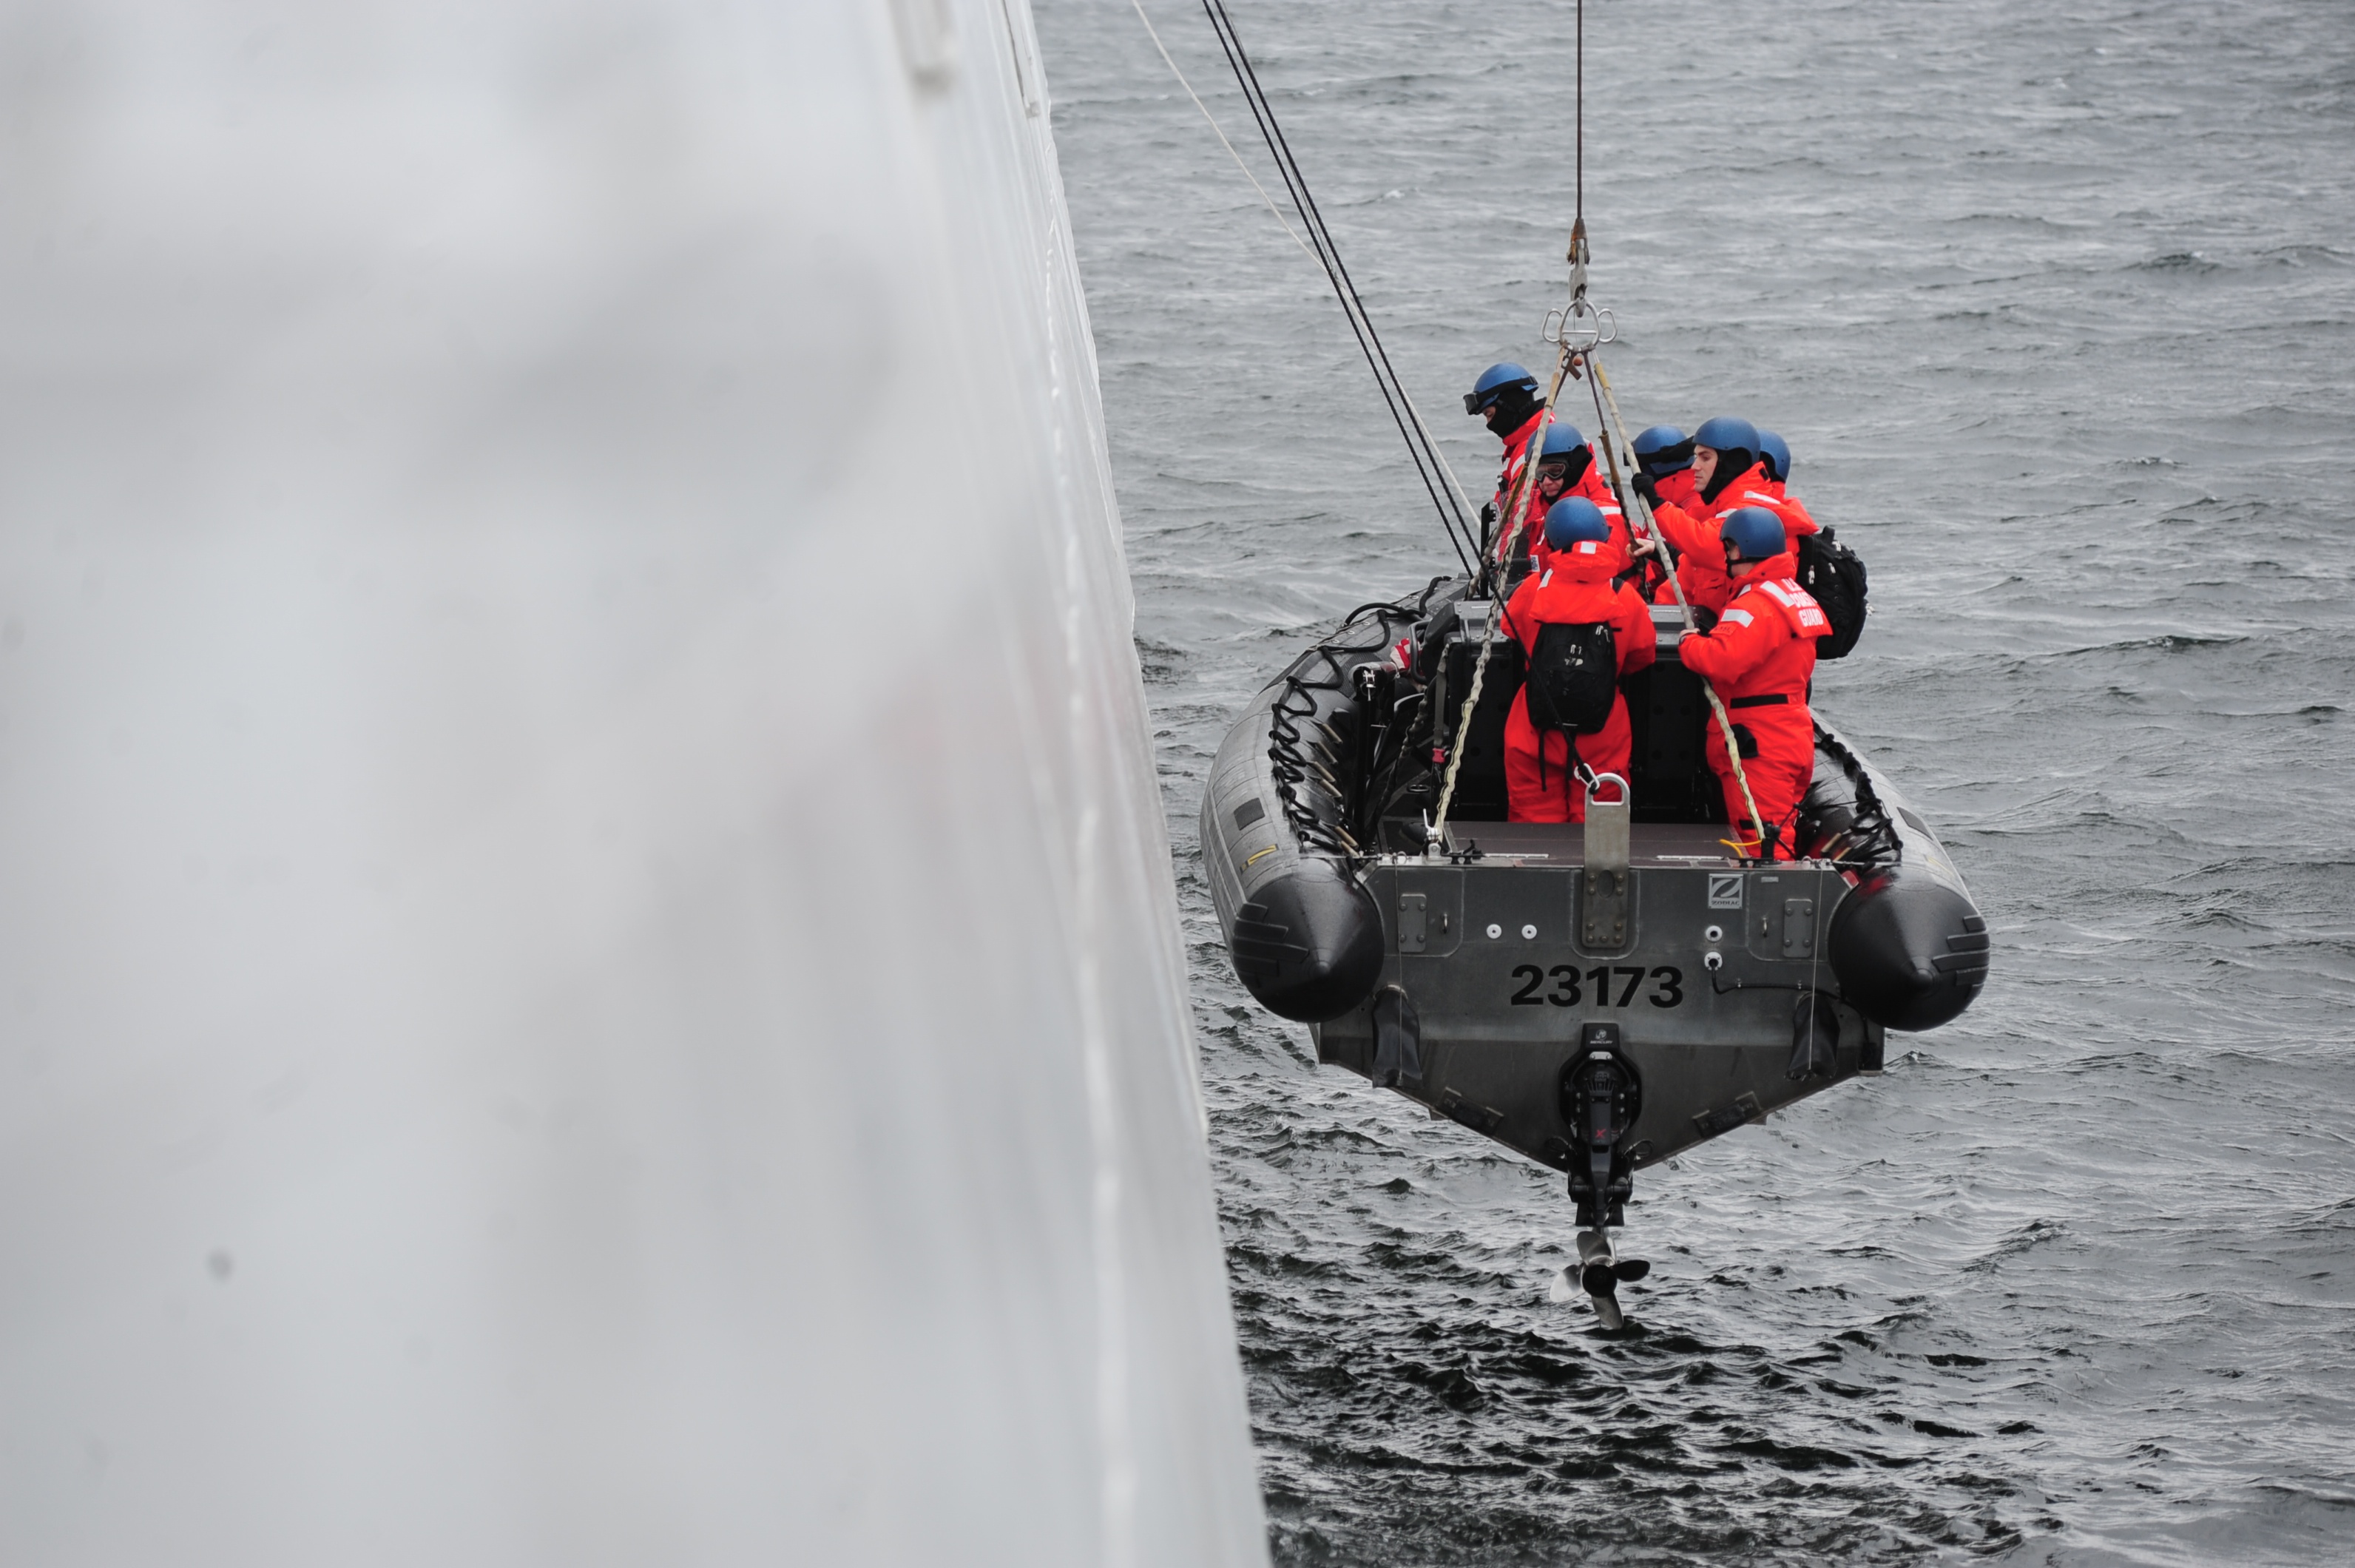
[1197,0,1475,569]
[1129,0,1320,266]
[1187,0,1484,575]
[1129,5,1484,589]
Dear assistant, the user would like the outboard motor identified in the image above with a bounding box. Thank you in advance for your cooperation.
[1560,1024,1641,1229]
[1554,1024,1652,1325]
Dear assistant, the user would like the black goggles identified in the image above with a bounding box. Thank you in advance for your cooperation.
[1462,383,1533,416]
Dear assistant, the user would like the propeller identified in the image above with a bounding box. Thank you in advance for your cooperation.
[1550,1257,1652,1304]
[1582,1257,1652,1294]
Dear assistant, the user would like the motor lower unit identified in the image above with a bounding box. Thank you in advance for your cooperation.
[1561,1025,1643,1229]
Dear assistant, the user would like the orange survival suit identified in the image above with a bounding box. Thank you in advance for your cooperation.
[1649,458,1820,617]
[1675,556,1829,859]
[1490,416,1629,567]
[1500,538,1658,823]
[1731,471,1820,538]
[1487,408,1547,561]
[1527,453,1627,571]
[1649,464,1700,515]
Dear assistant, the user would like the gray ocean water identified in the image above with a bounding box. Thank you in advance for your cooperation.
[1032,1,2355,1561]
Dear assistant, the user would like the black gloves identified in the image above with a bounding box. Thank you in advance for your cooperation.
[1631,471,1660,506]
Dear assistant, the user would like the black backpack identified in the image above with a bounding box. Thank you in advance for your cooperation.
[1797,527,1869,660]
[1524,621,1618,736]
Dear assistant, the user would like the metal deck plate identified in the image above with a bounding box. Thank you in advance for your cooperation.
[1439,820,1743,866]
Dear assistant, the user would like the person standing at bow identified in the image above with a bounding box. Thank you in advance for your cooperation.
[1675,507,1831,859]
[1464,361,1548,564]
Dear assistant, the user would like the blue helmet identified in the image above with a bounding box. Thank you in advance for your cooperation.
[1692,416,1760,458]
[1538,422,1588,460]
[1632,425,1693,475]
[1757,430,1791,484]
[1544,498,1611,551]
[1719,506,1786,564]
[1464,361,1541,416]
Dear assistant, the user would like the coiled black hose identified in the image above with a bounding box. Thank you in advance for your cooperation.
[1803,726,1902,866]
[1262,580,1456,859]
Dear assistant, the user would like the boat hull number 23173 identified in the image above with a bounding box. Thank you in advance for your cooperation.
[1510,964,1683,1008]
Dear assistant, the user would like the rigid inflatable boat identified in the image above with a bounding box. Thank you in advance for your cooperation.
[1203,575,1987,1318]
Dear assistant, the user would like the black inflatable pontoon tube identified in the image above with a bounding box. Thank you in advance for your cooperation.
[1228,860,1386,1023]
[1827,866,1990,1032]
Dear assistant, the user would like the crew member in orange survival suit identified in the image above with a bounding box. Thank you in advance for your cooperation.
[1501,499,1657,824]
[1524,421,1630,567]
[1635,416,1817,618]
[1674,506,1831,859]
[1464,361,1547,562]
[1632,425,1699,514]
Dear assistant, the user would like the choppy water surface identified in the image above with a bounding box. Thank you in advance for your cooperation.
[1034,1,2355,1560]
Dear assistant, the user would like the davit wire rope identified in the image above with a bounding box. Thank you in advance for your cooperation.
[1131,1,1480,577]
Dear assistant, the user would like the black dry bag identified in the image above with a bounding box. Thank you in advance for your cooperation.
[1797,527,1869,660]
[1524,621,1618,737]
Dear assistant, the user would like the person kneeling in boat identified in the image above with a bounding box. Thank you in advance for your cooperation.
[1501,499,1657,824]
[1676,506,1831,860]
